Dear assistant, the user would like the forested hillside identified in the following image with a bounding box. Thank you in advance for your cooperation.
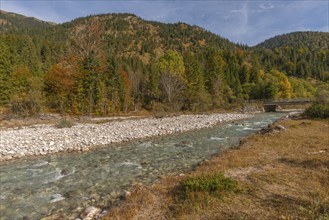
[255,31,329,81]
[0,10,55,32]
[0,11,328,116]
[256,31,329,50]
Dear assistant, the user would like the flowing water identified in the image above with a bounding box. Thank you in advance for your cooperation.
[0,113,287,219]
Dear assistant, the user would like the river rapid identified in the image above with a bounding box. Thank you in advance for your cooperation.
[0,113,287,219]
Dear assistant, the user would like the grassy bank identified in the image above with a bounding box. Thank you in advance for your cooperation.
[104,118,329,220]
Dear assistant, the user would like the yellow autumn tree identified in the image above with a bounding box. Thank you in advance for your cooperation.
[269,69,291,99]
[158,50,186,104]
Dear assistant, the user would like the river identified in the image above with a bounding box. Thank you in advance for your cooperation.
[0,113,287,219]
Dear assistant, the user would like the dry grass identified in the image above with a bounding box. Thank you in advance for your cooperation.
[103,119,329,220]
[105,180,176,220]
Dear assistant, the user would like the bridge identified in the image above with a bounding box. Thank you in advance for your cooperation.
[262,99,313,112]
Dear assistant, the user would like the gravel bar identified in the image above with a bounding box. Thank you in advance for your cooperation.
[0,113,253,162]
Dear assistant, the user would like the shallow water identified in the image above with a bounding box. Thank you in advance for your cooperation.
[0,113,286,219]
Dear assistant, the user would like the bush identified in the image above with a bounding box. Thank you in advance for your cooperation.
[10,100,41,116]
[315,84,329,105]
[55,118,74,128]
[304,104,329,119]
[181,173,241,195]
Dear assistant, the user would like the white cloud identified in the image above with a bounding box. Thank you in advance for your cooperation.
[228,1,249,35]
[260,3,274,10]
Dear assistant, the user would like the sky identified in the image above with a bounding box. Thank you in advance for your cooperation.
[1,0,328,46]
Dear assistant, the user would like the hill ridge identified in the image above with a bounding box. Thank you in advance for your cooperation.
[256,31,329,50]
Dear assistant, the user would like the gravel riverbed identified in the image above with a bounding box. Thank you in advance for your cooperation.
[0,113,252,162]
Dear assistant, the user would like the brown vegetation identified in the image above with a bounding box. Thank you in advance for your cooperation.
[103,119,329,220]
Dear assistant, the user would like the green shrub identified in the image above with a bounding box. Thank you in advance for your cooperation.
[181,173,242,195]
[304,104,329,119]
[55,118,74,128]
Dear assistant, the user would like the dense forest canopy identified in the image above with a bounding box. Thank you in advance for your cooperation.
[0,10,328,115]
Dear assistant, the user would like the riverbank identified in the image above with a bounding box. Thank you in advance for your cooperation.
[0,113,252,162]
[105,118,329,220]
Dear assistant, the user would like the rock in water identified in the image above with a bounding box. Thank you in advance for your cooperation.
[60,167,75,176]
[80,206,101,220]
[120,191,131,200]
[49,194,65,203]
[141,160,150,165]
[175,140,193,147]
[275,124,286,131]
[64,190,80,199]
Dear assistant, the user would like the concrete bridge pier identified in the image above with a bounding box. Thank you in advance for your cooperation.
[264,104,278,112]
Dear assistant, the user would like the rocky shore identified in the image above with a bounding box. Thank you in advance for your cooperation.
[0,113,252,162]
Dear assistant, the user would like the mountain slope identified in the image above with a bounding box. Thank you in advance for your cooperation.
[0,11,328,115]
[255,31,329,50]
[0,11,238,63]
[0,10,56,32]
[56,13,238,60]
